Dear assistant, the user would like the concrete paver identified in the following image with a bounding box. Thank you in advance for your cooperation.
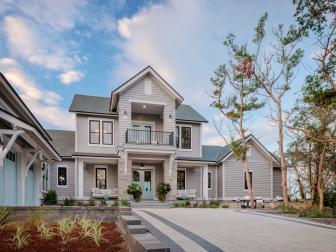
[136,208,336,252]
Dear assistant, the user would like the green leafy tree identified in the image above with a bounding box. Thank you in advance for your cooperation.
[210,33,265,208]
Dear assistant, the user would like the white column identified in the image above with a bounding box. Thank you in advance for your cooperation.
[202,165,208,200]
[78,159,84,200]
[35,161,41,206]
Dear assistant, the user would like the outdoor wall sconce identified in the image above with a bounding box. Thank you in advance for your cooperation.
[169,114,173,120]
[123,110,127,119]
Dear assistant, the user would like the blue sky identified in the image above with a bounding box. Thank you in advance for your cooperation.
[0,0,316,151]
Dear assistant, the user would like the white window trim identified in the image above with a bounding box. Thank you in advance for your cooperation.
[176,124,192,151]
[57,165,68,188]
[243,170,253,191]
[88,117,114,147]
[94,165,108,189]
[208,170,212,190]
[177,168,187,190]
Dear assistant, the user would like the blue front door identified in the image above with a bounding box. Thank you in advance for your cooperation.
[132,170,153,200]
[1,152,17,206]
[25,165,35,206]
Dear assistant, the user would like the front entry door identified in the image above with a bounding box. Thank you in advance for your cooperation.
[132,170,153,200]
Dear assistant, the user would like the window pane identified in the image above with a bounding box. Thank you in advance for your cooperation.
[103,122,113,145]
[176,126,180,148]
[89,120,100,144]
[244,171,253,190]
[208,172,211,189]
[132,171,140,182]
[177,170,185,190]
[181,127,191,149]
[58,167,67,186]
[96,168,106,189]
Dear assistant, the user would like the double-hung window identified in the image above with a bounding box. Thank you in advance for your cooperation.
[89,120,100,144]
[208,172,212,189]
[102,121,113,145]
[96,168,107,189]
[177,170,186,190]
[57,166,67,187]
[176,125,192,150]
[89,119,114,146]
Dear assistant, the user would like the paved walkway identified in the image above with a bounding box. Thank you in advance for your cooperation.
[134,208,336,252]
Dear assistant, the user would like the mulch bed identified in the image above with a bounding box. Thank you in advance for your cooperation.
[0,222,128,252]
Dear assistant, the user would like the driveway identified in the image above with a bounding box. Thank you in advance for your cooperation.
[134,208,336,252]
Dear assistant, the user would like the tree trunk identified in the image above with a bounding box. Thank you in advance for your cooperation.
[277,102,289,204]
[293,164,305,199]
[312,161,320,206]
[243,159,254,208]
[318,144,327,211]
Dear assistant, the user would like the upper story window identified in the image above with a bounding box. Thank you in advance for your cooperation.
[176,125,192,150]
[89,120,100,144]
[88,118,114,146]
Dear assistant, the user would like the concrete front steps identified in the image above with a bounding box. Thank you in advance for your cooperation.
[118,207,170,251]
[130,200,172,209]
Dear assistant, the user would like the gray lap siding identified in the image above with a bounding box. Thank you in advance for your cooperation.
[50,160,76,200]
[208,166,217,199]
[273,168,283,198]
[83,164,118,199]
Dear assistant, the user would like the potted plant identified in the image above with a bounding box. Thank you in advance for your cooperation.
[157,182,171,202]
[127,183,142,202]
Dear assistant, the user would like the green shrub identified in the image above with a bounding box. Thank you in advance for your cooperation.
[120,200,129,207]
[299,207,334,218]
[13,225,30,249]
[44,190,58,205]
[173,201,186,208]
[199,200,209,208]
[64,196,76,206]
[222,204,229,208]
[127,183,142,202]
[324,185,336,208]
[79,215,92,238]
[37,222,54,241]
[100,198,106,207]
[27,209,45,228]
[209,201,220,208]
[276,204,299,214]
[0,208,10,226]
[192,202,198,208]
[89,220,103,247]
[113,200,119,206]
[57,217,76,244]
[157,182,171,202]
[88,197,96,206]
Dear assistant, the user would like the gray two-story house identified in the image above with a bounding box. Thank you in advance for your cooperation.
[47,66,283,202]
[0,66,283,206]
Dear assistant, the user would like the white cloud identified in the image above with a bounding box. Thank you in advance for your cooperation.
[0,58,74,129]
[3,16,79,71]
[58,70,84,85]
[8,0,88,32]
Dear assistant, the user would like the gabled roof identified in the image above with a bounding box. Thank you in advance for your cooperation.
[69,94,117,115]
[176,104,208,123]
[177,134,280,165]
[47,130,75,158]
[110,66,184,111]
[0,73,52,141]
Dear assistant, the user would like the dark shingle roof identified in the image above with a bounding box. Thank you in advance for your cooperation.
[176,104,208,123]
[47,130,75,158]
[176,145,231,162]
[69,94,115,115]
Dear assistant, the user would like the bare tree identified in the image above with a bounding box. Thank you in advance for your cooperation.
[251,14,304,204]
[210,34,264,208]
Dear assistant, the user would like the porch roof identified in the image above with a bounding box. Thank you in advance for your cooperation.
[47,129,75,158]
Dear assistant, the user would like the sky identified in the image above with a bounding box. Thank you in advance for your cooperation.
[0,0,316,151]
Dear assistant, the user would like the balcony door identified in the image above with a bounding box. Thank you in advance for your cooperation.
[131,121,155,144]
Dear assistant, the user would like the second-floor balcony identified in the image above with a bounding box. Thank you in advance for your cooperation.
[126,129,174,146]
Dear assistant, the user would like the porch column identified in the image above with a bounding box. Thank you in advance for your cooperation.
[35,160,41,206]
[78,159,84,200]
[118,152,132,200]
[202,165,208,200]
[164,154,177,200]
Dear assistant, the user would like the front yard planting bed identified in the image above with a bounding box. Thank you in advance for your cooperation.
[0,221,128,252]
